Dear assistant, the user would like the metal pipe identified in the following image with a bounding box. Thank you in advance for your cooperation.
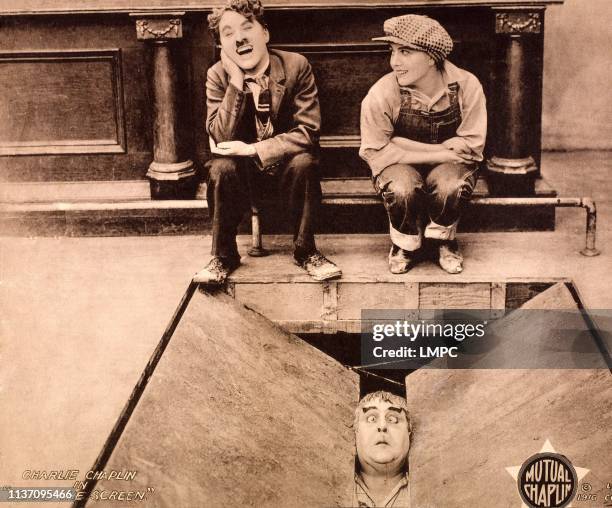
[469,197,599,256]
[248,208,268,257]
[251,196,600,257]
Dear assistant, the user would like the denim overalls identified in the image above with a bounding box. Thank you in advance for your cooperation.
[397,82,462,144]
[374,82,478,251]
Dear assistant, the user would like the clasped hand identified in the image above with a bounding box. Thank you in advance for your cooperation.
[438,149,475,164]
[441,138,476,163]
[209,137,257,157]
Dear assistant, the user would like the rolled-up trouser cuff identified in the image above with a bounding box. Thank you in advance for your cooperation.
[424,219,458,240]
[390,222,422,251]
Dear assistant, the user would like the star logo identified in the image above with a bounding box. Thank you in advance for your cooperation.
[506,440,590,508]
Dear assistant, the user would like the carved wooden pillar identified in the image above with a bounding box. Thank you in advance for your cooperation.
[133,12,196,199]
[487,9,544,196]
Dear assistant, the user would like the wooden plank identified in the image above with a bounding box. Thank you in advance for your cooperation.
[233,283,323,321]
[404,282,420,315]
[419,282,491,309]
[0,180,149,204]
[320,176,555,200]
[274,319,395,335]
[337,282,418,320]
[90,288,359,507]
[322,281,338,334]
[406,284,609,507]
[490,281,506,318]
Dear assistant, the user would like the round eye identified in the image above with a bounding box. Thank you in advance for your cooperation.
[387,414,399,424]
[366,414,377,424]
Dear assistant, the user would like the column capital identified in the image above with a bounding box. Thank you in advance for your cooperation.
[130,12,186,41]
[494,11,541,34]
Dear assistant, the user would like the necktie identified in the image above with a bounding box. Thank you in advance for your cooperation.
[245,75,273,141]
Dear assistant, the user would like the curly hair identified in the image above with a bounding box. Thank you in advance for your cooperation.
[208,0,267,40]
[353,390,412,433]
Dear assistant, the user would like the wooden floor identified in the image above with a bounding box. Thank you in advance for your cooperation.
[223,233,572,284]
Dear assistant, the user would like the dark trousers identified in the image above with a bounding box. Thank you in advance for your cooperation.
[206,152,321,259]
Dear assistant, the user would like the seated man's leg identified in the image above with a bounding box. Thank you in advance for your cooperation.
[375,163,425,273]
[424,162,478,273]
[277,152,341,281]
[197,157,250,283]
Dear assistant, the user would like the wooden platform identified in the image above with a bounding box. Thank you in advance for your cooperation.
[193,234,576,334]
[220,278,562,334]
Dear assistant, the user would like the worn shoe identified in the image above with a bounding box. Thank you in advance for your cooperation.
[438,240,463,274]
[388,245,414,274]
[295,251,342,281]
[194,255,241,284]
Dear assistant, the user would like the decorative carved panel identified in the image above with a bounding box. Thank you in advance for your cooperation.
[0,50,126,156]
[495,12,542,34]
[133,13,184,41]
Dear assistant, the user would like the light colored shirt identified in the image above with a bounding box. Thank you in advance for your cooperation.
[352,473,410,507]
[359,61,487,176]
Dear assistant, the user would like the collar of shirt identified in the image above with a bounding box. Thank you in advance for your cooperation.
[399,60,464,112]
[354,473,410,507]
[244,56,271,104]
[244,55,271,83]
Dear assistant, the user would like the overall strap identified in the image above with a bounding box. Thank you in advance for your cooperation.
[447,82,460,107]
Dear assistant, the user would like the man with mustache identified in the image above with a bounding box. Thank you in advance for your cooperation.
[197,0,342,283]
[351,391,412,507]
[360,15,487,275]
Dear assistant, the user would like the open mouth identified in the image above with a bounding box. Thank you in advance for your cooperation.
[236,45,253,56]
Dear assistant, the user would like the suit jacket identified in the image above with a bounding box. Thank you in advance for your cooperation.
[206,49,321,170]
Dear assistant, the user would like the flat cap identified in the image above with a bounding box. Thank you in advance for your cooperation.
[373,14,453,63]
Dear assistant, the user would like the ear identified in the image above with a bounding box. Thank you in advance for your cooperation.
[263,27,270,44]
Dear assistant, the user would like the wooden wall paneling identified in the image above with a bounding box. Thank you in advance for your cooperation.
[0,49,126,156]
[0,4,549,185]
[0,15,154,182]
[187,15,216,171]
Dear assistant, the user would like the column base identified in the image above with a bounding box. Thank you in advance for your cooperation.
[147,160,197,199]
[486,156,537,196]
